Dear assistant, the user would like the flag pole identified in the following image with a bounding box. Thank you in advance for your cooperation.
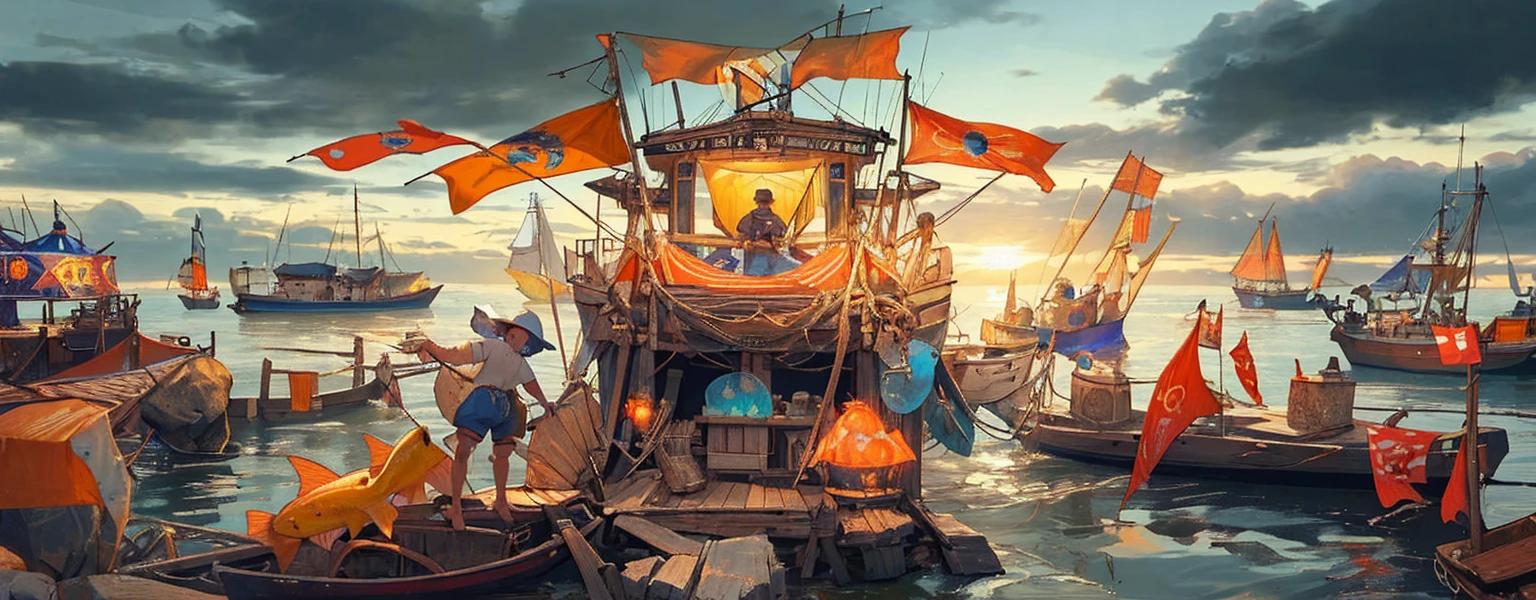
[601,34,657,238]
[885,71,911,248]
[1465,360,1484,553]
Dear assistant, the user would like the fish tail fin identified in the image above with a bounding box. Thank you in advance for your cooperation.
[245,510,302,573]
[308,528,345,553]
[363,501,400,539]
[424,456,454,496]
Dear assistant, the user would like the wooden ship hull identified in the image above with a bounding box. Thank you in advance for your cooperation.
[212,503,602,600]
[178,291,221,310]
[1232,286,1318,310]
[1330,324,1536,374]
[230,286,442,313]
[1026,409,1507,490]
[1434,513,1536,599]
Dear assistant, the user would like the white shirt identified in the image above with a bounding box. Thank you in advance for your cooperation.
[468,339,536,391]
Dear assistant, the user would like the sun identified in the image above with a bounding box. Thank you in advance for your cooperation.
[972,245,1034,271]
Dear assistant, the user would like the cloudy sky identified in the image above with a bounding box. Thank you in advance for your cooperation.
[2,0,1534,290]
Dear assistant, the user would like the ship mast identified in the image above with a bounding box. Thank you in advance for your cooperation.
[353,184,363,268]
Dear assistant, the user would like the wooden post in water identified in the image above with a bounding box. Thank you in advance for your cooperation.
[127,332,140,370]
[260,358,273,403]
[1465,362,1484,553]
[353,336,365,388]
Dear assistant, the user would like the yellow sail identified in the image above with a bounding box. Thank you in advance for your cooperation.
[507,268,570,303]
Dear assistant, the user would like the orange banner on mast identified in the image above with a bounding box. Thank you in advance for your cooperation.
[296,120,473,172]
[620,33,787,85]
[430,98,630,214]
[1121,316,1222,511]
[789,27,908,88]
[1229,332,1262,405]
[1111,152,1164,199]
[905,101,1063,192]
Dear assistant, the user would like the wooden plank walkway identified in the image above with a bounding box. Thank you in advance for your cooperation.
[602,477,818,540]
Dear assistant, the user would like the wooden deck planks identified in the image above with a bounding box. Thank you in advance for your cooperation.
[746,484,767,510]
[724,482,751,510]
[614,515,705,557]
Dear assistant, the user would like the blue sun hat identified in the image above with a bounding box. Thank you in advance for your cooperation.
[471,305,556,356]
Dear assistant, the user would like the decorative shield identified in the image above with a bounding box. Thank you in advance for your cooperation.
[880,340,938,415]
[923,361,975,456]
[704,372,772,418]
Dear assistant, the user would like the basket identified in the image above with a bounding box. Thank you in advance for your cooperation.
[656,420,706,494]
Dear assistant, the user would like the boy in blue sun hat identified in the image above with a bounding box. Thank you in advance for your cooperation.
[411,305,555,529]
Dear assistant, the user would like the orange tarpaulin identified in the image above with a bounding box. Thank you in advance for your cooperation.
[1111,152,1164,199]
[699,158,825,237]
[431,98,630,214]
[614,240,899,295]
[289,371,319,412]
[790,27,908,89]
[44,334,199,382]
[0,400,111,510]
[904,101,1063,192]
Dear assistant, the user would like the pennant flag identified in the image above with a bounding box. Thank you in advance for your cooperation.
[1431,324,1482,366]
[1198,305,1223,350]
[905,101,1064,192]
[1229,332,1262,405]
[1365,425,1433,508]
[293,120,474,172]
[789,27,907,89]
[429,98,631,214]
[1121,318,1223,511]
[1442,446,1470,523]
[1112,153,1163,244]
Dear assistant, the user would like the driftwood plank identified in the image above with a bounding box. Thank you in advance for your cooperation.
[614,515,704,557]
[621,556,663,600]
[558,519,614,600]
[647,554,699,600]
[693,535,774,600]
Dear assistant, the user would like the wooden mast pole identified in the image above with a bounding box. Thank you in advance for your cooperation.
[353,184,363,268]
[1465,361,1484,554]
[602,35,656,237]
[885,72,910,247]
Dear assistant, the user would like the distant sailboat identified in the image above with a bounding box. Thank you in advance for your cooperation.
[1230,213,1330,310]
[176,214,220,310]
[505,193,568,303]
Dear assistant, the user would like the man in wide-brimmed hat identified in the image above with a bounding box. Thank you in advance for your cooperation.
[736,188,790,275]
[411,305,555,529]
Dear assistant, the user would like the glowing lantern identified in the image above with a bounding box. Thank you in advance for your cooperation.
[813,401,916,493]
[6,257,25,281]
[625,391,656,433]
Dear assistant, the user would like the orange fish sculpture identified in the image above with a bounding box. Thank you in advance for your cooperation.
[247,427,452,572]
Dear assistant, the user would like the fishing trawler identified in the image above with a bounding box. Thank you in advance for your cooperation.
[175,213,220,310]
[1230,210,1331,310]
[230,188,441,313]
[505,192,569,302]
[1326,159,1536,373]
[1023,153,1177,357]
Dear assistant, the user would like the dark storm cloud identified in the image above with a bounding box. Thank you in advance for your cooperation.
[0,61,242,139]
[0,141,344,195]
[1097,0,1536,150]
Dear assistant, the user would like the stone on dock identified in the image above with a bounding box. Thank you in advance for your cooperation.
[0,571,57,600]
[140,356,233,453]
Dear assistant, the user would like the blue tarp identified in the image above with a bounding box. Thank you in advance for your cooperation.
[22,229,94,255]
[1368,255,1431,295]
[273,262,337,279]
[341,267,382,284]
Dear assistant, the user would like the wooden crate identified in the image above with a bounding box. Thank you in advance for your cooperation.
[706,423,770,472]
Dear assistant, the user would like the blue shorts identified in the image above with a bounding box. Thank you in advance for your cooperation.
[452,387,527,442]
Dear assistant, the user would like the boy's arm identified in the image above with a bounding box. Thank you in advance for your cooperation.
[522,379,554,410]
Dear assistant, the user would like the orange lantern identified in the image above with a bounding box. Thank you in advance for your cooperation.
[625,391,656,433]
[812,401,916,494]
[7,257,26,281]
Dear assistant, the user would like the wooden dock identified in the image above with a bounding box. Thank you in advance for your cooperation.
[603,471,818,539]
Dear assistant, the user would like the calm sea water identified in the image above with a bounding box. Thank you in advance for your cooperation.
[120,283,1536,599]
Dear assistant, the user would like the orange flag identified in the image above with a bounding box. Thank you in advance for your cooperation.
[429,98,630,214]
[1112,152,1164,199]
[293,120,474,171]
[790,27,907,88]
[905,101,1064,192]
[1120,318,1223,511]
[1442,446,1470,523]
[1365,425,1433,508]
[1431,324,1482,366]
[621,33,789,85]
[1228,332,1262,405]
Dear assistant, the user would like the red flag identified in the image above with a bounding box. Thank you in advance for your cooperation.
[430,98,631,214]
[1198,305,1223,350]
[1131,205,1153,244]
[1365,425,1433,508]
[294,120,474,171]
[905,101,1064,192]
[1121,319,1223,510]
[1442,446,1469,523]
[1431,325,1482,366]
[1111,152,1164,199]
[1228,332,1262,405]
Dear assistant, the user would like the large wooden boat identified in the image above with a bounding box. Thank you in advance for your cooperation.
[505,192,570,303]
[1325,161,1536,374]
[231,187,441,314]
[175,213,221,310]
[1230,209,1330,310]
